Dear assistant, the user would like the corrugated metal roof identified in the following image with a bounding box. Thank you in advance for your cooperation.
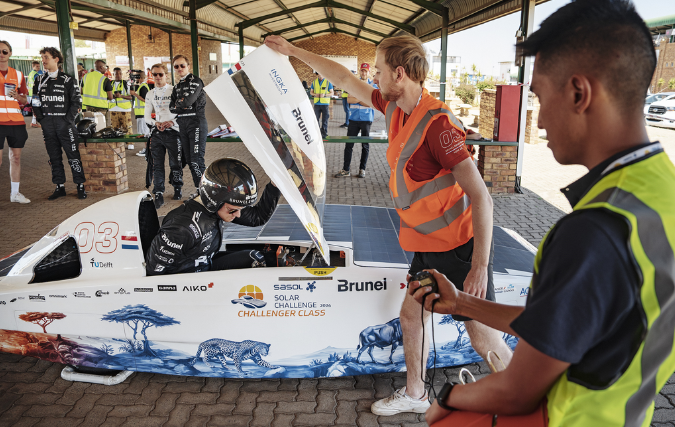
[0,0,553,53]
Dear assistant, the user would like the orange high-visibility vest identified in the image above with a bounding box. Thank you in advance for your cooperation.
[0,68,25,124]
[385,89,473,252]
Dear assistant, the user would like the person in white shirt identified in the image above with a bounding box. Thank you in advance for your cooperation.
[144,63,182,209]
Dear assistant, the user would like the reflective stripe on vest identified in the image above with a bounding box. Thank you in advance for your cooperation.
[110,81,132,110]
[0,68,25,124]
[540,144,675,427]
[313,79,330,105]
[385,90,472,252]
[82,71,109,109]
[134,83,149,116]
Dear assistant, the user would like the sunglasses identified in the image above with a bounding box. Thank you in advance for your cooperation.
[0,50,9,55]
[152,72,164,77]
[173,64,187,69]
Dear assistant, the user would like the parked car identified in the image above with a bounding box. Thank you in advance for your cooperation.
[645,95,675,129]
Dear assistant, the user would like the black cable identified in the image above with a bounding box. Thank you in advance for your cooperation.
[421,295,438,402]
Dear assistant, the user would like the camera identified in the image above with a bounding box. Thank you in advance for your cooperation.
[129,69,143,89]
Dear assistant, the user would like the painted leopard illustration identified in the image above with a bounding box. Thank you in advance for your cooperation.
[188,339,278,374]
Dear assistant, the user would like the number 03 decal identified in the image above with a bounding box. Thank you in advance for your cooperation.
[74,221,120,254]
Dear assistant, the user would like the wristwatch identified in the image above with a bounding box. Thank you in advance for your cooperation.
[437,382,459,411]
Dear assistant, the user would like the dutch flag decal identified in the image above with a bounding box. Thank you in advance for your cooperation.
[121,235,139,250]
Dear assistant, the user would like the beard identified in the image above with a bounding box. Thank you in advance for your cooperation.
[380,85,404,102]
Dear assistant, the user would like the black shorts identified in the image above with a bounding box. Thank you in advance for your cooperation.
[0,125,28,150]
[408,237,495,321]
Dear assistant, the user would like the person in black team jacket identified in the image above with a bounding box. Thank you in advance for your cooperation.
[33,47,86,200]
[146,158,281,275]
[169,54,207,190]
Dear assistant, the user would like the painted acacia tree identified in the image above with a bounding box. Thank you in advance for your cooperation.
[18,312,66,333]
[101,304,179,357]
[439,315,467,349]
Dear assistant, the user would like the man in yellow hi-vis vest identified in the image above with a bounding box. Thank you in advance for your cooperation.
[402,1,675,426]
[81,59,113,126]
[110,67,133,135]
[310,71,333,138]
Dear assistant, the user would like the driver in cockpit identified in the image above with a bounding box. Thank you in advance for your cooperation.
[145,157,281,276]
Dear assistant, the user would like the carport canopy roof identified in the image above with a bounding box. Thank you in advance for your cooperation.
[0,0,551,46]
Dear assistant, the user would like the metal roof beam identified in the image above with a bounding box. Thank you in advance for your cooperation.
[265,16,388,39]
[236,0,415,35]
[405,0,446,17]
[355,0,375,39]
[288,28,378,45]
[271,0,310,36]
[210,2,272,35]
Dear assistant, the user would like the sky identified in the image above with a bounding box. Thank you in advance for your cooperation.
[423,0,671,77]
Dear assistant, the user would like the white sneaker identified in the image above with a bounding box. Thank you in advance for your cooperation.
[136,148,147,157]
[10,192,30,204]
[371,386,430,416]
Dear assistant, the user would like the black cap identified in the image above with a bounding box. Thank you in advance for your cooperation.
[199,158,258,213]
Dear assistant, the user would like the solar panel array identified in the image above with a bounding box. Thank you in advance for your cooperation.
[221,204,534,271]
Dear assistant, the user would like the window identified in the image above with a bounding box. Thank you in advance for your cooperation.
[32,237,82,283]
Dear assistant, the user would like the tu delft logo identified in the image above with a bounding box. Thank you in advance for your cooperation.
[306,281,316,292]
[231,285,266,309]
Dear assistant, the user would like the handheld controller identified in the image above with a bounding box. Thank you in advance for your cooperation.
[409,271,438,294]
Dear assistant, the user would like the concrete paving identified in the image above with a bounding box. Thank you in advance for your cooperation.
[1,96,675,426]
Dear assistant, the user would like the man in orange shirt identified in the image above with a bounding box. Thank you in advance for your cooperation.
[0,40,30,204]
[265,34,512,415]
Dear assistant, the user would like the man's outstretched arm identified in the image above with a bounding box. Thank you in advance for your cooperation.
[409,269,524,335]
[265,36,375,107]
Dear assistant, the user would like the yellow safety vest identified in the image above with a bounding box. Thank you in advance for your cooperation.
[133,82,149,116]
[536,144,675,427]
[110,80,132,110]
[341,90,348,98]
[312,78,330,105]
[81,71,109,110]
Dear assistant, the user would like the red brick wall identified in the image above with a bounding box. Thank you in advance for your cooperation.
[651,40,675,93]
[104,26,223,86]
[289,33,376,88]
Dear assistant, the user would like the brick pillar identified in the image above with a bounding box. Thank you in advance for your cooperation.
[479,89,496,138]
[80,143,129,194]
[477,145,517,194]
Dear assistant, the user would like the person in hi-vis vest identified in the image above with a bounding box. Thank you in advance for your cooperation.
[339,71,355,129]
[81,59,113,126]
[310,71,333,138]
[27,61,43,129]
[0,40,30,204]
[110,67,133,135]
[130,71,151,156]
[265,30,506,418]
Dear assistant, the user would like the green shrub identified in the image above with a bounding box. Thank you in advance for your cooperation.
[476,80,496,93]
[455,84,476,104]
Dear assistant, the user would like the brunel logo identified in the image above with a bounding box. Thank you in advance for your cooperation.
[161,233,183,250]
[292,109,314,144]
[338,279,387,292]
[41,95,64,102]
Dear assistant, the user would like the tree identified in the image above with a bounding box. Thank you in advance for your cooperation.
[669,78,675,90]
[101,304,180,357]
[658,78,665,90]
[439,315,467,348]
[18,312,66,333]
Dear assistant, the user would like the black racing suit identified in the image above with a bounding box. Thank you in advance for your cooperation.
[170,73,207,187]
[146,183,281,275]
[33,71,85,185]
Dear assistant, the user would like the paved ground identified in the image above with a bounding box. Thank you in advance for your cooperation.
[1,96,675,426]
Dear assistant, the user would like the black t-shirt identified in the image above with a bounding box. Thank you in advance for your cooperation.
[102,77,113,92]
[510,142,658,389]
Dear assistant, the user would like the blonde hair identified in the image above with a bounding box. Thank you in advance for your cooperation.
[376,35,428,86]
[151,63,168,74]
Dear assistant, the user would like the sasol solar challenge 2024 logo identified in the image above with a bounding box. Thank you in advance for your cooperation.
[231,285,267,309]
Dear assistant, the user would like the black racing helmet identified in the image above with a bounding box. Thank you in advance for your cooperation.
[199,158,258,213]
[76,118,97,138]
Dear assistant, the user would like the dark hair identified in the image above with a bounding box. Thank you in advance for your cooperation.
[0,40,12,52]
[32,61,40,66]
[173,54,189,65]
[518,0,655,114]
[113,67,121,72]
[39,47,63,65]
[95,59,106,65]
